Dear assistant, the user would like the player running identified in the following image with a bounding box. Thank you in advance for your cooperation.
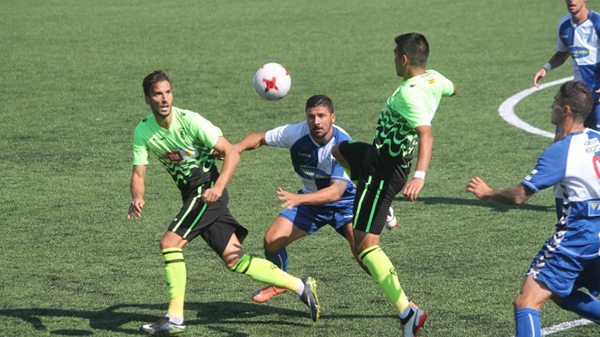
[468,81,600,337]
[234,95,398,303]
[333,33,456,336]
[533,0,600,132]
[127,71,320,335]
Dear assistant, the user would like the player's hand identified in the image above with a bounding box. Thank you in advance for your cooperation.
[533,68,547,88]
[211,149,225,160]
[277,188,301,210]
[596,88,600,101]
[127,197,145,219]
[403,178,424,202]
[467,176,492,200]
[202,186,223,205]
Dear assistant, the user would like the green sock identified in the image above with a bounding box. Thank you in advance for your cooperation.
[230,254,300,292]
[162,248,186,319]
[360,246,410,313]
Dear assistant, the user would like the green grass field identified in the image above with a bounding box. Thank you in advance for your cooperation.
[2,0,599,335]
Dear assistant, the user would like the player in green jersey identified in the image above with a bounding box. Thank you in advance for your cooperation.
[128,71,320,335]
[333,33,457,336]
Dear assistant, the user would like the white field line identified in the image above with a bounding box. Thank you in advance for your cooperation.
[541,318,594,335]
[500,77,595,336]
[498,77,573,140]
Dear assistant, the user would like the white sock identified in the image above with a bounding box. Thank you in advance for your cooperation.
[295,279,305,296]
[167,315,184,325]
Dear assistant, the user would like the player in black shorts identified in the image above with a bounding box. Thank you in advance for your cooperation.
[333,33,456,336]
[127,70,320,335]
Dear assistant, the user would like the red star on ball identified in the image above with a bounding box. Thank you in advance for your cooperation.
[263,77,278,92]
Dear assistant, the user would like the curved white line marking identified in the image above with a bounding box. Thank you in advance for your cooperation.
[501,76,595,336]
[498,77,573,139]
[542,318,593,335]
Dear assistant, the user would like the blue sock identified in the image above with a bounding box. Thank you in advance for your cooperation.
[264,248,288,272]
[515,308,541,337]
[561,290,600,323]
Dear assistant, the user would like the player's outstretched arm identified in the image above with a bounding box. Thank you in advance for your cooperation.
[233,132,267,153]
[467,177,534,205]
[204,136,240,204]
[403,125,433,202]
[127,165,146,219]
[533,51,570,88]
[277,179,348,209]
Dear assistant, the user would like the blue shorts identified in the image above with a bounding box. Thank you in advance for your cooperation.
[279,203,354,235]
[528,220,600,297]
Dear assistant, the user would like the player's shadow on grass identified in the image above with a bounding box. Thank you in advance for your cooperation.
[399,196,554,213]
[0,301,387,335]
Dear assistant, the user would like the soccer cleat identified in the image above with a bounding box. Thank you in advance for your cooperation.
[140,317,185,335]
[385,207,398,230]
[299,277,320,322]
[401,308,427,337]
[252,285,289,303]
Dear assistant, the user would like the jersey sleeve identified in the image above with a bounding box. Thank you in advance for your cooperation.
[265,124,290,148]
[265,122,305,148]
[187,112,223,148]
[438,74,455,97]
[521,141,568,193]
[556,17,569,52]
[132,127,149,166]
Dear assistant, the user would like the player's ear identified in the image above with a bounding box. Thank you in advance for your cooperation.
[331,112,336,123]
[402,54,410,66]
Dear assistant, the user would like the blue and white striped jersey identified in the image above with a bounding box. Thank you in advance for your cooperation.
[265,121,355,207]
[522,129,600,225]
[557,11,600,99]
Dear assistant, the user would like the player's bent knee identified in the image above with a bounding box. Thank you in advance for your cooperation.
[513,294,542,311]
[160,232,186,250]
[264,239,283,252]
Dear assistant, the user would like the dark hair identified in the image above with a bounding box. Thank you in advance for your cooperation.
[142,70,171,96]
[305,94,334,113]
[394,33,430,67]
[558,81,593,122]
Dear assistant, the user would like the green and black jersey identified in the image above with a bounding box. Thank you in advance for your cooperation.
[373,70,454,171]
[132,107,222,195]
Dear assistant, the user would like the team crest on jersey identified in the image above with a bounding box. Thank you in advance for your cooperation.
[166,147,196,162]
[569,46,589,59]
[589,201,600,217]
[299,165,329,179]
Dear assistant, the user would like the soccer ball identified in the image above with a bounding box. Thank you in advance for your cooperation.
[253,62,291,101]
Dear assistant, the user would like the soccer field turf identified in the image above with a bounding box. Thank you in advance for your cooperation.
[2,0,599,336]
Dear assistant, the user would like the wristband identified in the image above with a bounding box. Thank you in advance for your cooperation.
[542,63,552,71]
[413,170,426,179]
